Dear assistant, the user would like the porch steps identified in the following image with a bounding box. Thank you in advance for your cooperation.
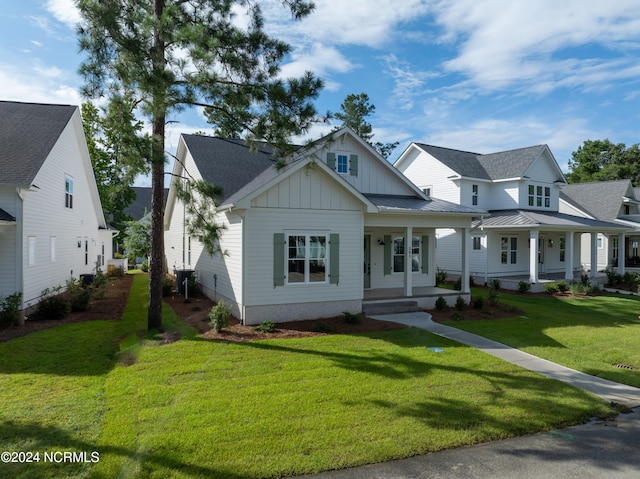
[362,300,422,316]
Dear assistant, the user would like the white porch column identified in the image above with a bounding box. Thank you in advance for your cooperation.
[404,226,413,297]
[461,227,470,293]
[590,232,598,279]
[564,231,574,281]
[618,233,626,275]
[529,230,539,283]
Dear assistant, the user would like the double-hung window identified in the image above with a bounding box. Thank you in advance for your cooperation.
[501,237,517,264]
[393,236,420,273]
[336,155,348,174]
[472,184,478,205]
[287,234,327,284]
[528,184,551,208]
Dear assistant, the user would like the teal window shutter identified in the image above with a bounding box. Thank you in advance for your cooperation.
[349,154,358,176]
[327,152,336,170]
[273,233,285,287]
[421,235,429,274]
[383,235,391,275]
[330,234,340,284]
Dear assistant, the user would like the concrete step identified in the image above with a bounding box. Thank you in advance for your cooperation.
[362,300,422,316]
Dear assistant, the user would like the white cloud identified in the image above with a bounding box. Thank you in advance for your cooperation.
[382,55,439,110]
[46,0,81,28]
[280,43,355,91]
[0,66,81,106]
[431,0,640,94]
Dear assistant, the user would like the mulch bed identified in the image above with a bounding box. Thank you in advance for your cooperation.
[0,274,134,343]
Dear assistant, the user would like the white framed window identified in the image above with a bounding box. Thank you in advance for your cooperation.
[472,236,482,251]
[101,242,105,266]
[84,238,89,265]
[597,235,604,249]
[50,236,57,262]
[336,155,348,174]
[422,186,432,197]
[612,236,618,261]
[28,236,36,266]
[393,236,420,273]
[287,233,328,284]
[560,237,566,262]
[472,184,478,206]
[501,236,517,264]
[65,176,74,209]
[528,184,551,208]
[544,187,551,207]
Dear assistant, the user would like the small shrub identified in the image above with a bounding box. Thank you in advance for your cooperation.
[435,267,447,286]
[141,261,149,272]
[0,292,22,327]
[544,282,559,294]
[451,311,463,321]
[37,291,70,320]
[453,278,462,291]
[187,272,201,296]
[487,287,499,306]
[570,281,586,296]
[489,278,501,291]
[472,295,484,309]
[342,311,362,324]
[209,300,231,333]
[312,322,335,333]
[517,281,531,293]
[107,266,125,278]
[455,295,465,311]
[254,321,276,333]
[580,270,591,286]
[435,295,447,311]
[162,275,174,297]
[557,280,568,293]
[69,288,92,312]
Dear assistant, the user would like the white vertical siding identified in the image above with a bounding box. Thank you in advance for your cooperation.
[21,113,107,308]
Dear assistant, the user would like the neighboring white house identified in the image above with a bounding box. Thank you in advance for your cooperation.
[164,128,486,324]
[394,143,630,288]
[0,101,114,316]
[560,179,640,271]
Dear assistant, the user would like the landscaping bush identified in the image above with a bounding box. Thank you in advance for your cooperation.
[455,295,465,311]
[517,281,531,293]
[343,311,362,324]
[107,266,125,278]
[37,288,70,320]
[69,288,92,312]
[0,292,22,327]
[544,282,559,294]
[451,311,463,321]
[605,268,622,286]
[254,321,276,333]
[435,295,447,311]
[435,267,447,286]
[472,295,484,309]
[209,300,230,333]
[453,278,462,291]
[161,275,174,297]
[557,280,568,293]
[489,278,501,291]
[141,261,149,272]
[187,272,201,296]
[311,322,335,333]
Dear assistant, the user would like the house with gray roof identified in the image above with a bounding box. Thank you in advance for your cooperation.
[560,179,640,269]
[0,101,114,317]
[395,143,630,288]
[164,127,485,324]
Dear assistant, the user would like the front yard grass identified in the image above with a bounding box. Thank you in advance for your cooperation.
[446,289,640,387]
[0,275,617,478]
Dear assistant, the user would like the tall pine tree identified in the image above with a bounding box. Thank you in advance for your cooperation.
[77,0,322,330]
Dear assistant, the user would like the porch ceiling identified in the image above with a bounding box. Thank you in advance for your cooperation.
[0,207,15,223]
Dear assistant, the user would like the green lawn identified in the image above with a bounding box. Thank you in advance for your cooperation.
[445,289,640,387]
[0,276,618,478]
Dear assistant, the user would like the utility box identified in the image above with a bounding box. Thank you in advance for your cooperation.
[175,269,194,295]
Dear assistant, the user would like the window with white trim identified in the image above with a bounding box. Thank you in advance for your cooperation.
[597,235,604,249]
[65,177,74,209]
[287,234,327,284]
[501,236,517,264]
[528,184,551,208]
[473,236,482,250]
[472,184,478,206]
[393,236,420,273]
[28,236,36,266]
[336,154,348,174]
[560,237,566,262]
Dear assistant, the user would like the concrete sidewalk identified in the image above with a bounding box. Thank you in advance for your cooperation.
[370,312,640,408]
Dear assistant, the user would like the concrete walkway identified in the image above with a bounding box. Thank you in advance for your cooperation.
[370,312,640,408]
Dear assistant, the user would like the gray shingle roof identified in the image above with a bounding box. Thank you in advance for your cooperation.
[414,143,552,181]
[473,209,628,230]
[364,194,486,215]
[182,135,280,203]
[560,180,633,221]
[0,101,77,186]
[0,207,15,222]
[124,186,168,220]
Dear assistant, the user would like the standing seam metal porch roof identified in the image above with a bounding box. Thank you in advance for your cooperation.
[472,209,629,230]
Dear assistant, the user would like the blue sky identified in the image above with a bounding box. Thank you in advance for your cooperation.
[3,0,640,184]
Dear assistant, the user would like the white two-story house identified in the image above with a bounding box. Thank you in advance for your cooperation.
[395,143,629,288]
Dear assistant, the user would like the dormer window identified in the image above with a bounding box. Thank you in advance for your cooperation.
[624,204,631,215]
[528,183,551,208]
[422,186,432,197]
[336,154,348,174]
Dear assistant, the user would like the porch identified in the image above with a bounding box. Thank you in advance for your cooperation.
[362,286,467,315]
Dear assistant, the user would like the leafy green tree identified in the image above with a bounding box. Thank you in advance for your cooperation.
[122,214,152,263]
[77,0,323,330]
[334,92,398,158]
[566,139,640,185]
[81,100,150,244]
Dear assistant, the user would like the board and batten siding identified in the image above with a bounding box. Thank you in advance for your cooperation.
[21,113,106,308]
[243,207,363,307]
